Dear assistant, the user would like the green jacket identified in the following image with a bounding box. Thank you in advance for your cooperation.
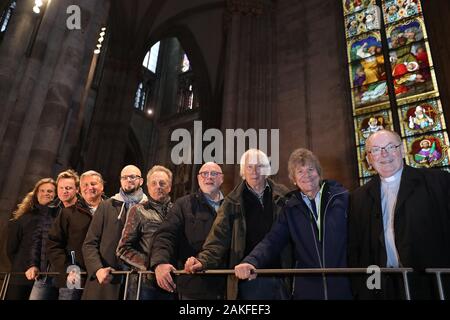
[198,178,293,300]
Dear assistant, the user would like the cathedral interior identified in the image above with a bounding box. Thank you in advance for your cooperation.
[1,0,450,271]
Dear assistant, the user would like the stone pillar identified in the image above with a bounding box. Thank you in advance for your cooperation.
[0,0,110,271]
[0,0,44,190]
[80,53,142,196]
[220,0,276,192]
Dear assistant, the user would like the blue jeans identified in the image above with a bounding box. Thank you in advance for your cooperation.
[238,277,290,300]
[29,277,58,300]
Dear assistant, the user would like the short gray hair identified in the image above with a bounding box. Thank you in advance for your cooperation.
[287,148,322,184]
[80,170,104,185]
[147,165,173,185]
[239,149,271,178]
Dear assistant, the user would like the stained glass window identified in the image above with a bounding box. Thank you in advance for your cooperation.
[134,82,147,111]
[343,0,449,184]
[177,73,197,112]
[177,51,198,113]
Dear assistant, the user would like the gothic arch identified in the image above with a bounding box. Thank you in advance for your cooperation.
[145,25,214,124]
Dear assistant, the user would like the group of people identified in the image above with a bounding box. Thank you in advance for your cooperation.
[5,129,450,300]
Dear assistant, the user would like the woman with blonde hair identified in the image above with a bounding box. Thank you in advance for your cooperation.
[6,178,56,300]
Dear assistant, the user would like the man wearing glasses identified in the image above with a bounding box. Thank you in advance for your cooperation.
[82,165,148,300]
[349,129,450,299]
[150,162,226,300]
[116,165,174,300]
[184,149,292,300]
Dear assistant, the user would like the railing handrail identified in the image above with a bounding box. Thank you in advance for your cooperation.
[426,268,450,274]
[0,267,413,276]
[0,267,436,301]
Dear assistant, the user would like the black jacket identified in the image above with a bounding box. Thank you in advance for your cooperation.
[47,199,94,287]
[150,191,226,299]
[82,193,148,300]
[197,179,293,300]
[348,166,450,299]
[7,209,40,286]
[29,204,60,272]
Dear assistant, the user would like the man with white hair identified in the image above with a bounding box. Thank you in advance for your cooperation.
[349,129,450,299]
[184,149,292,300]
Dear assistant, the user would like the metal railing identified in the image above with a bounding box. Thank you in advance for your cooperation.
[2,267,447,300]
[426,268,450,300]
[0,272,10,300]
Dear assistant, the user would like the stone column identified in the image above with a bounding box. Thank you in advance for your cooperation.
[0,0,45,190]
[0,0,110,218]
[220,0,276,192]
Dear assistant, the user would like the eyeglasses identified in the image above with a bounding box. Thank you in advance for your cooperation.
[120,175,141,181]
[367,144,401,156]
[198,171,223,178]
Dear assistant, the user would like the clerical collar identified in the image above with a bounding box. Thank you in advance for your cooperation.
[380,167,403,183]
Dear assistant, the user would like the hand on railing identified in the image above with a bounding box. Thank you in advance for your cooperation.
[96,267,114,284]
[234,263,257,280]
[25,266,39,280]
[184,256,203,273]
[155,264,176,293]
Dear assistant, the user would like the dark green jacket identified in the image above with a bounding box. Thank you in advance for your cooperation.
[198,178,293,300]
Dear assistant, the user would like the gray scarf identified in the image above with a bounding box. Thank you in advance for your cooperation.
[120,187,144,210]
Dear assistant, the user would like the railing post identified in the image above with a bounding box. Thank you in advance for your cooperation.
[0,273,11,300]
[136,272,143,301]
[401,270,411,300]
[123,272,130,300]
[435,272,445,300]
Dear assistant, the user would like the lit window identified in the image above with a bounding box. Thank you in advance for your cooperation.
[181,54,190,72]
[134,82,146,111]
[0,1,16,33]
[143,41,160,73]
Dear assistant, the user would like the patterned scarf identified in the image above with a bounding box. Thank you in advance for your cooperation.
[119,187,144,210]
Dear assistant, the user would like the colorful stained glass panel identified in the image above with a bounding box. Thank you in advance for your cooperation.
[383,0,422,25]
[398,98,446,137]
[351,81,389,110]
[344,5,381,38]
[354,109,393,145]
[350,55,386,88]
[357,145,377,177]
[404,132,450,168]
[386,17,425,49]
[348,32,382,63]
[343,0,376,16]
